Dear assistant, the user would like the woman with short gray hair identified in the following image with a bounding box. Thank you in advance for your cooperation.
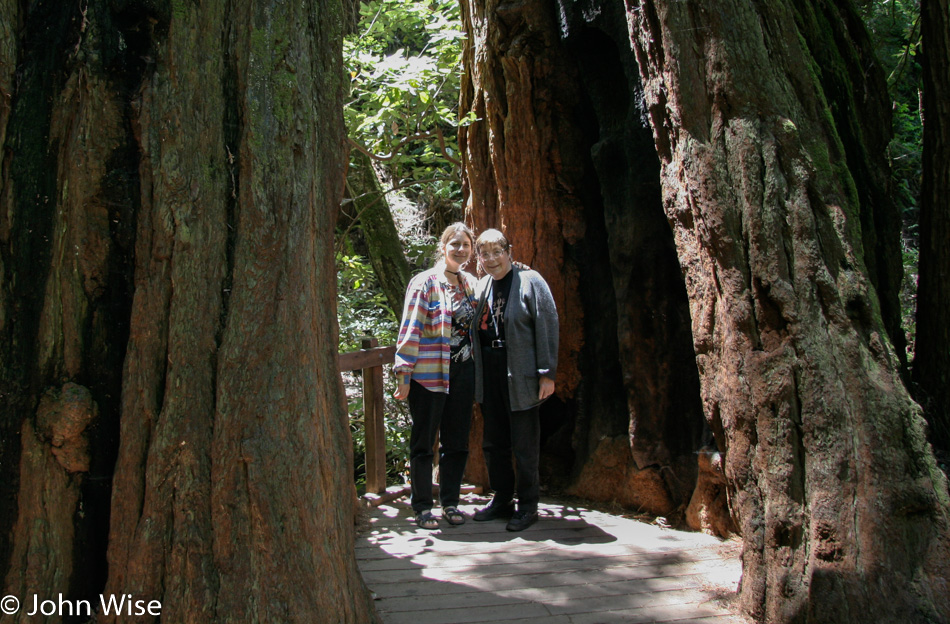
[470,228,559,532]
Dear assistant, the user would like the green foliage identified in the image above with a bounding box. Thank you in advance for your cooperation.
[337,251,411,488]
[403,235,438,270]
[889,98,923,213]
[342,0,457,478]
[859,0,921,83]
[338,1,468,491]
[900,236,919,362]
[347,393,412,490]
[859,0,922,355]
[858,0,922,216]
[344,0,467,200]
[337,252,397,352]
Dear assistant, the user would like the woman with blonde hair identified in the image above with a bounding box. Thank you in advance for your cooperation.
[393,222,478,530]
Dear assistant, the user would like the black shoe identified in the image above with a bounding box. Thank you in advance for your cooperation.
[506,509,538,532]
[473,498,515,522]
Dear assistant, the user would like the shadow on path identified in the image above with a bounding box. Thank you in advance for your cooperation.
[356,493,748,624]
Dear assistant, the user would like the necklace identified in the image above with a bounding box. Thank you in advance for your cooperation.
[443,268,462,290]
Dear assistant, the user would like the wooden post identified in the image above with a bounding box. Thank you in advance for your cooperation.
[361,336,387,494]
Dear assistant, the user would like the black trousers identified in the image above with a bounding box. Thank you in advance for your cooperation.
[479,346,540,513]
[407,357,475,513]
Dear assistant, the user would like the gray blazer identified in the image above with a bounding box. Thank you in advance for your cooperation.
[472,267,559,412]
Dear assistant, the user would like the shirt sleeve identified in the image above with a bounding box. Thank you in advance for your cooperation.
[393,276,429,385]
[527,272,559,378]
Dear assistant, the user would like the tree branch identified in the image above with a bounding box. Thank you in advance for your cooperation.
[336,175,457,255]
[348,126,461,166]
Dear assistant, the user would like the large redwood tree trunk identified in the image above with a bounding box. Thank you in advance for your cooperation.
[458,0,708,520]
[627,0,950,621]
[915,0,950,452]
[1,2,134,611]
[1,1,376,622]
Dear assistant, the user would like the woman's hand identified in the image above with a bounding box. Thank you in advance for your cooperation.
[393,383,410,401]
[538,376,555,401]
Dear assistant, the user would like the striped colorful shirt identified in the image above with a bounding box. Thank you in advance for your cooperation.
[394,264,477,393]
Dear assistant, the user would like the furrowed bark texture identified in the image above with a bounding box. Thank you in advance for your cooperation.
[458,0,708,518]
[458,0,586,495]
[915,0,950,451]
[0,1,376,622]
[101,2,229,620]
[458,0,586,389]
[104,1,376,622]
[559,0,712,522]
[0,0,22,581]
[2,1,133,614]
[627,0,950,621]
[794,1,907,374]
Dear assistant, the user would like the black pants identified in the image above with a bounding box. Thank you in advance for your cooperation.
[479,346,540,513]
[407,357,475,513]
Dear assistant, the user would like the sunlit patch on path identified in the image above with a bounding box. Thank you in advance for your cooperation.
[357,493,750,623]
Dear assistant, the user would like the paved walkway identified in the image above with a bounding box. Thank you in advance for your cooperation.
[356,493,750,624]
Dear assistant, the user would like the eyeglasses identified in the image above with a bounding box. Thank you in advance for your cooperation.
[478,249,508,261]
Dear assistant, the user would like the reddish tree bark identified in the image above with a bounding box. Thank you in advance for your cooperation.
[458,0,587,495]
[627,0,949,620]
[0,1,377,622]
[458,0,586,388]
[1,3,131,612]
[458,0,707,519]
[102,2,375,622]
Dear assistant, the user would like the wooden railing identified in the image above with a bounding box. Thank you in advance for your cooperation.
[338,336,396,495]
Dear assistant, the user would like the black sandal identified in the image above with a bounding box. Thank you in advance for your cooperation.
[443,506,465,526]
[415,510,439,530]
